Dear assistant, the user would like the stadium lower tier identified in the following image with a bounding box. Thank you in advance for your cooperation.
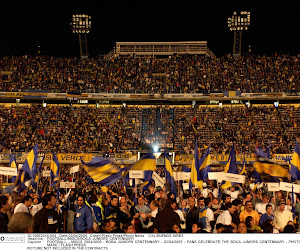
[0,103,299,155]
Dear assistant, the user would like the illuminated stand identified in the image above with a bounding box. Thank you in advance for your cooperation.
[71,14,91,59]
[228,11,250,57]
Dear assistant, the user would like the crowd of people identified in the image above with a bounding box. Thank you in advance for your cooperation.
[0,178,299,234]
[0,104,299,155]
[0,54,299,94]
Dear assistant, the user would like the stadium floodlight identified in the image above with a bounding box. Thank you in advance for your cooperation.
[153,144,159,153]
[71,14,91,59]
[228,11,250,56]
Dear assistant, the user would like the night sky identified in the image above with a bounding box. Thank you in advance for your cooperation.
[1,1,300,58]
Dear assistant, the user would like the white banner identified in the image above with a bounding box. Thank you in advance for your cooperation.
[0,166,18,176]
[152,171,165,188]
[182,183,190,190]
[222,173,246,184]
[42,170,51,177]
[267,183,280,192]
[279,182,300,193]
[129,170,144,179]
[70,165,79,174]
[208,172,223,182]
[60,182,76,189]
[174,172,190,181]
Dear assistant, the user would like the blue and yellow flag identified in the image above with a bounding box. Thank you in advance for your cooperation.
[220,145,238,189]
[129,153,156,171]
[9,154,17,183]
[289,141,300,181]
[197,147,211,186]
[189,140,203,189]
[82,157,125,186]
[239,153,246,175]
[253,160,288,182]
[124,153,157,184]
[22,143,38,180]
[50,152,60,186]
[18,169,31,190]
[164,152,177,196]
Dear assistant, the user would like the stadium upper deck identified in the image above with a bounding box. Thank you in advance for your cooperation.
[0,54,299,95]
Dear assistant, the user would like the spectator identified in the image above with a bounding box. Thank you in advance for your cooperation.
[237,222,247,233]
[0,196,10,233]
[213,202,236,232]
[74,194,93,233]
[245,216,262,233]
[33,193,58,233]
[172,223,182,233]
[104,195,119,219]
[14,195,32,214]
[185,196,198,233]
[273,200,293,232]
[260,204,274,227]
[191,221,207,233]
[135,195,151,231]
[239,200,260,226]
[122,222,134,233]
[154,198,180,233]
[8,212,33,233]
[30,196,43,217]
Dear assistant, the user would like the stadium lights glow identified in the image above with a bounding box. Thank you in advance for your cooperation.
[228,11,250,31]
[153,144,159,153]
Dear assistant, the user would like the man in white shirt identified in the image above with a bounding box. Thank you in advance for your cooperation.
[224,185,243,201]
[141,200,159,229]
[273,200,293,232]
[203,198,214,232]
[14,196,32,214]
[255,194,274,214]
[213,203,236,233]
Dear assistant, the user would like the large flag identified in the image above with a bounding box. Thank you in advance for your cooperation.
[239,153,246,175]
[288,141,300,181]
[81,157,125,186]
[124,153,157,184]
[220,145,238,189]
[189,140,201,189]
[22,143,38,180]
[189,140,210,189]
[18,169,32,190]
[196,147,211,190]
[164,152,177,196]
[253,160,289,182]
[50,152,60,186]
[34,154,46,192]
[9,154,17,183]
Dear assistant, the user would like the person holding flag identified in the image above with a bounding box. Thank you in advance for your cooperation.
[220,144,239,190]
[189,140,210,190]
[164,151,177,197]
[9,154,17,183]
[50,152,60,186]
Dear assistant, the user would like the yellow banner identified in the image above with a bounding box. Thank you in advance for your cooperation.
[44,153,93,162]
[5,92,24,98]
[115,152,133,159]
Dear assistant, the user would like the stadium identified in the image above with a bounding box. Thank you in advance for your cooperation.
[0,6,300,235]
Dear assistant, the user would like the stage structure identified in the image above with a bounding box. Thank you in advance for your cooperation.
[228,11,250,56]
[71,14,91,59]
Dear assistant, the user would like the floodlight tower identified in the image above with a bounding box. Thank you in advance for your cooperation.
[71,14,91,59]
[228,11,250,57]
